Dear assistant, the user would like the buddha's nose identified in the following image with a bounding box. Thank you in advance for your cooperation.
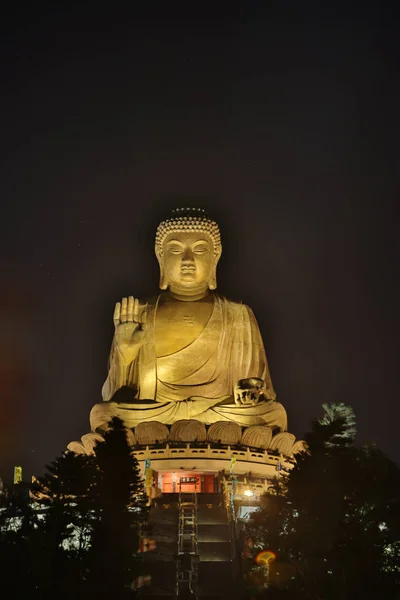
[182,248,195,262]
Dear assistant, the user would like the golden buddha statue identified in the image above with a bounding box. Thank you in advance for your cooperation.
[89,208,287,433]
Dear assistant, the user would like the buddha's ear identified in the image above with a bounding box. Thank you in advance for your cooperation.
[155,248,168,290]
[209,248,222,290]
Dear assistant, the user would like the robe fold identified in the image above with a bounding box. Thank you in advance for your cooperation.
[93,293,287,431]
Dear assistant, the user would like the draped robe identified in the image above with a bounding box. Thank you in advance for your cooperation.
[91,294,287,431]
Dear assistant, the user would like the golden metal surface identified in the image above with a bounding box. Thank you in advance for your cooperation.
[91,212,287,432]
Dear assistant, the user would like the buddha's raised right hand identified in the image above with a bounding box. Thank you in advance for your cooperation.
[113,296,147,364]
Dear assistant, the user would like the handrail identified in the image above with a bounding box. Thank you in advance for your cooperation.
[132,442,291,468]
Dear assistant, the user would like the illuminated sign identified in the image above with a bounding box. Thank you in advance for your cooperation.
[179,477,197,484]
[13,466,22,485]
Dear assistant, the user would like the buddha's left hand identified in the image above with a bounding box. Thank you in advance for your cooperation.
[234,378,265,406]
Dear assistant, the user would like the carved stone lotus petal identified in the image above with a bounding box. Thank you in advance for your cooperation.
[241,425,273,449]
[207,421,242,445]
[169,419,207,442]
[135,421,169,445]
[90,401,115,433]
[67,441,87,455]
[125,428,136,446]
[81,432,105,455]
[292,440,309,455]
[269,432,296,457]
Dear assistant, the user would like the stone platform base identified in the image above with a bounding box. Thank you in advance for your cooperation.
[68,418,306,460]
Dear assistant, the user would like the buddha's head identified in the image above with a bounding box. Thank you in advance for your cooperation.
[155,208,222,297]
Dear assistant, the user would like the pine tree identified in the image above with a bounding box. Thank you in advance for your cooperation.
[0,483,42,598]
[29,451,97,598]
[86,417,148,598]
[245,403,400,600]
[0,419,148,598]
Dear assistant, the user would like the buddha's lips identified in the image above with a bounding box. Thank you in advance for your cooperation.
[181,267,196,272]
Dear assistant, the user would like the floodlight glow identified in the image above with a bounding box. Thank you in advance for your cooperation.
[244,489,253,497]
[256,550,276,565]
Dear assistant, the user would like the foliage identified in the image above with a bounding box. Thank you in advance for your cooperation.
[0,483,43,596]
[32,451,97,553]
[244,403,400,600]
[0,417,147,599]
[86,417,148,598]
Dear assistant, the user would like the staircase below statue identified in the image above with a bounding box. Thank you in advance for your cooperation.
[141,492,239,600]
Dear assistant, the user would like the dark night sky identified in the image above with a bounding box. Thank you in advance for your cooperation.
[1,3,399,481]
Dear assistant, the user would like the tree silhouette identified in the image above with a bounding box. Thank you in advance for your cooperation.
[0,482,42,597]
[86,416,148,598]
[28,451,96,598]
[0,418,147,599]
[245,404,400,600]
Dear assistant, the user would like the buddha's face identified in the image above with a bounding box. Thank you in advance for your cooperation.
[159,231,219,295]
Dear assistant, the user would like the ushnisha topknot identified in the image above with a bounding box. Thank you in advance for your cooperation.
[155,208,222,256]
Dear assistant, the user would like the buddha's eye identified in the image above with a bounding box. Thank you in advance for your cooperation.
[169,247,183,255]
[194,246,208,254]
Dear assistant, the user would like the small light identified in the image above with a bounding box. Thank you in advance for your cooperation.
[244,489,253,497]
[256,550,276,565]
